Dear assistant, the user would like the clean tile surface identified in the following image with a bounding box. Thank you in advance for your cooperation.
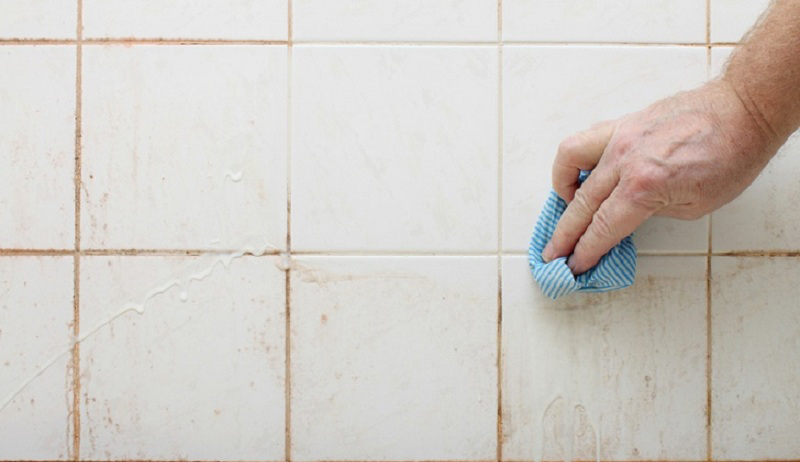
[502,255,707,460]
[0,257,73,460]
[293,0,497,42]
[290,257,497,460]
[503,46,709,253]
[712,257,800,459]
[78,255,286,460]
[81,46,287,250]
[503,0,705,43]
[292,46,498,252]
[0,47,75,249]
[83,0,287,40]
[0,0,76,39]
[710,47,800,252]
[710,0,771,42]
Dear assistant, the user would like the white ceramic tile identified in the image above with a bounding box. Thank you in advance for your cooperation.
[81,46,287,250]
[503,0,705,43]
[83,0,287,40]
[0,47,75,249]
[78,255,286,460]
[292,46,498,252]
[501,255,707,460]
[290,256,497,460]
[710,47,800,252]
[503,46,709,254]
[711,257,800,459]
[293,0,497,42]
[710,0,770,42]
[0,0,76,39]
[0,257,73,460]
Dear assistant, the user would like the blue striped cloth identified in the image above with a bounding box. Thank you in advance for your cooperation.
[529,171,637,299]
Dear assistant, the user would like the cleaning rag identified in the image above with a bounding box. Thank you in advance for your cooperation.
[528,171,637,299]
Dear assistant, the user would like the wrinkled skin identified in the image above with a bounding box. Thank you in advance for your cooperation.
[542,79,780,275]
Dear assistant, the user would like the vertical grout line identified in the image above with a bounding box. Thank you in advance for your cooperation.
[706,220,713,462]
[284,1,293,461]
[495,1,504,460]
[71,0,83,459]
[705,0,713,460]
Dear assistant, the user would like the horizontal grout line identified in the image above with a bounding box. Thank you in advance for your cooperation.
[80,248,282,256]
[293,40,499,46]
[0,38,288,46]
[291,250,500,256]
[4,249,800,258]
[14,460,800,462]
[0,249,75,256]
[0,248,280,256]
[0,39,742,47]
[713,250,800,257]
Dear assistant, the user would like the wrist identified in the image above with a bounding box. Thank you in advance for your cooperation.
[716,75,788,150]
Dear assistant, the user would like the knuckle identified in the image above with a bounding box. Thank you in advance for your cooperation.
[557,134,584,158]
[608,132,636,157]
[570,188,597,216]
[625,165,671,201]
[590,209,618,240]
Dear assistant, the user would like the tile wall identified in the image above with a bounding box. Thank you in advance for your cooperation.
[0,0,798,460]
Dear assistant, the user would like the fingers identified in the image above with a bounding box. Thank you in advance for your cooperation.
[552,122,616,202]
[542,165,619,263]
[566,187,655,275]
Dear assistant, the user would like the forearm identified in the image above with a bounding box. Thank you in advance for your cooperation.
[723,0,800,144]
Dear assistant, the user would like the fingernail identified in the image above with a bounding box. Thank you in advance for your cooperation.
[567,255,578,273]
[542,242,555,262]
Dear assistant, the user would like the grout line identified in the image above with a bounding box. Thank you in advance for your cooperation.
[84,38,288,45]
[6,249,800,258]
[0,38,74,44]
[284,270,292,462]
[705,0,713,458]
[78,248,276,256]
[0,38,288,45]
[71,0,83,458]
[495,1,504,460]
[706,243,713,461]
[284,2,293,461]
[0,249,75,256]
[63,459,793,462]
[0,39,746,47]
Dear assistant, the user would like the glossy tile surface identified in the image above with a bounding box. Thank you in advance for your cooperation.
[710,0,771,42]
[0,0,76,39]
[712,257,800,459]
[0,47,75,249]
[503,0,705,43]
[502,46,708,254]
[83,0,287,40]
[292,46,498,252]
[502,255,707,460]
[290,257,497,460]
[293,0,497,42]
[0,257,73,460]
[81,46,287,251]
[78,255,286,460]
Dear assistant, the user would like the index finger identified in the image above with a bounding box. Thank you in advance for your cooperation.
[552,121,616,202]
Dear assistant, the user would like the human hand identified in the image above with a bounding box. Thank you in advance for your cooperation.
[542,79,782,275]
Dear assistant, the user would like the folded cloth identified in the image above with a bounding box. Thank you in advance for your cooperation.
[528,171,637,299]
